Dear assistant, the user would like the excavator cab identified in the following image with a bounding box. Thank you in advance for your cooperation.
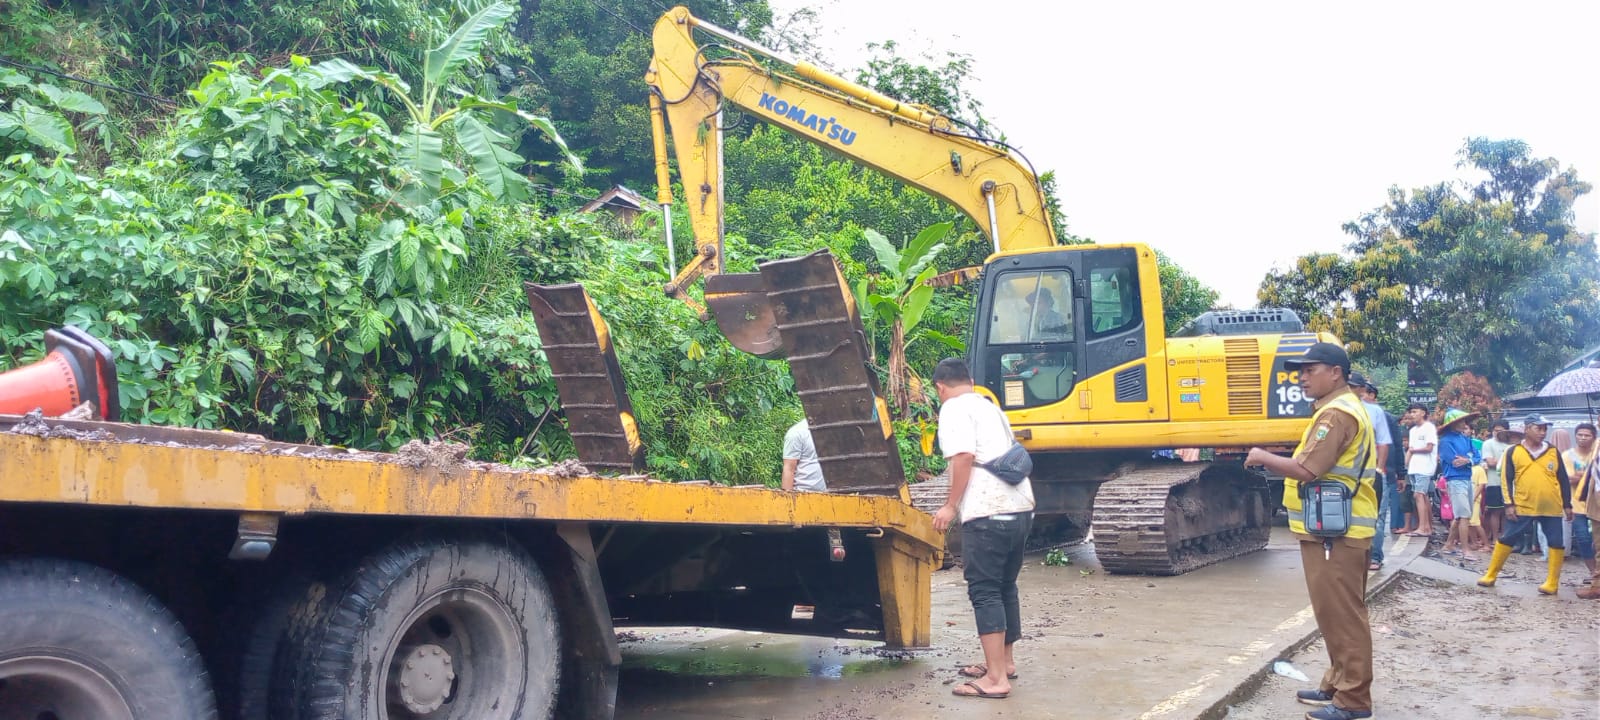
[969,246,1153,412]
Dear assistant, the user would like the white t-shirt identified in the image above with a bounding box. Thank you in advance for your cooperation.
[937,392,1035,522]
[1481,438,1511,487]
[782,420,826,492]
[1407,421,1438,477]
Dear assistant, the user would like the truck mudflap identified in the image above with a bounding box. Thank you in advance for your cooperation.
[525,283,645,473]
[759,250,905,497]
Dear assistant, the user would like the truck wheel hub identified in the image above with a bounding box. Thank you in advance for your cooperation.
[396,643,455,714]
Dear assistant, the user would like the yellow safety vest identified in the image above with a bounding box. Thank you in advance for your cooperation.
[1283,392,1379,539]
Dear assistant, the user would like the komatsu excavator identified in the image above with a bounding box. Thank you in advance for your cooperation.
[645,6,1336,574]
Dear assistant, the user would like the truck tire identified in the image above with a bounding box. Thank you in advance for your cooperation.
[0,558,217,720]
[234,570,341,720]
[279,537,561,720]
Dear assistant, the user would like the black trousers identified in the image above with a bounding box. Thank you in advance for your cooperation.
[962,512,1033,643]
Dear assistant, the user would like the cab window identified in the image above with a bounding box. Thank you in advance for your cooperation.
[988,270,1073,344]
[983,269,1075,408]
[1088,264,1138,336]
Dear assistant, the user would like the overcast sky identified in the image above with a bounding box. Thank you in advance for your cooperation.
[764,0,1600,308]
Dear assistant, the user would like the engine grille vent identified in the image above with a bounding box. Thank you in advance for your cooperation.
[1224,339,1262,415]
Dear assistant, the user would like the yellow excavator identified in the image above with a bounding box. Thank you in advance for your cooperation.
[645,6,1334,574]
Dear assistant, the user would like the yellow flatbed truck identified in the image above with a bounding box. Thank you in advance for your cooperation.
[0,253,940,720]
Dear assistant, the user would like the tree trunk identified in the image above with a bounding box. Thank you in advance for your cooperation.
[888,321,908,418]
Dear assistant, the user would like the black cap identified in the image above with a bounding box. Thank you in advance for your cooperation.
[1347,371,1372,389]
[1283,342,1351,375]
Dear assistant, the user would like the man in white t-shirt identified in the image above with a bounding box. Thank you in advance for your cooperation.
[1403,404,1438,537]
[780,419,826,492]
[931,358,1035,701]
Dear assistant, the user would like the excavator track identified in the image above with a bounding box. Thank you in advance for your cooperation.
[1092,461,1272,576]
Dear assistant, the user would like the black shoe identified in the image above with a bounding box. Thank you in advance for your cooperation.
[1305,704,1372,720]
[1296,688,1334,706]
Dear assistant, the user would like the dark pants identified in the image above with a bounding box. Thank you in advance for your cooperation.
[1385,473,1406,531]
[1500,515,1565,550]
[962,512,1033,643]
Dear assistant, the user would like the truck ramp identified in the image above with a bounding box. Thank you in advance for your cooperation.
[526,282,644,473]
[758,251,905,497]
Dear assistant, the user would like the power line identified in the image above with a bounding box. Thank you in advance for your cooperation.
[580,0,647,35]
[0,58,178,107]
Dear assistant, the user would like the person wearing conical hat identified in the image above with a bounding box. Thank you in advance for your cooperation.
[1438,408,1482,559]
[1478,414,1574,595]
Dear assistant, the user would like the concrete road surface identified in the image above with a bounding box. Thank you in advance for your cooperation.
[613,527,1424,720]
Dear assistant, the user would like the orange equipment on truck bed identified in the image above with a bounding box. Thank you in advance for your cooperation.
[0,326,120,420]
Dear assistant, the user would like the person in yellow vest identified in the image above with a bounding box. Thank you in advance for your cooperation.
[1477,414,1573,595]
[1247,342,1377,720]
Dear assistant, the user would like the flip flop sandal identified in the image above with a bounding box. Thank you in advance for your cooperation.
[958,664,1019,680]
[952,681,1009,700]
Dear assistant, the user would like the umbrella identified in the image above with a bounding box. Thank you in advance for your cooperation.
[1537,366,1600,397]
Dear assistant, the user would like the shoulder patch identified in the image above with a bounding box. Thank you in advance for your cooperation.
[1315,426,1330,441]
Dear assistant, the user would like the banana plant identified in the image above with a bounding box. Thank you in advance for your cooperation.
[854,221,964,417]
[307,1,580,207]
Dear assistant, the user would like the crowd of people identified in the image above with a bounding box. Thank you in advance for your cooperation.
[1385,400,1596,598]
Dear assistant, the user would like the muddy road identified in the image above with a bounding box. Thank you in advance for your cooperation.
[610,528,1599,719]
[613,528,1372,719]
[1229,559,1599,720]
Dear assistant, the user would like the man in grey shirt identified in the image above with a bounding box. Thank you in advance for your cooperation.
[782,419,827,492]
[1350,374,1392,569]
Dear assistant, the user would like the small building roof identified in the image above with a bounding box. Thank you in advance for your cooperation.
[579,185,652,215]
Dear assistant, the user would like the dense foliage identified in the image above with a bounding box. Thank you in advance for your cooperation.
[0,58,560,450]
[1260,139,1600,392]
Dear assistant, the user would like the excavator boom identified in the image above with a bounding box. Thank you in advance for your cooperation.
[647,5,1056,354]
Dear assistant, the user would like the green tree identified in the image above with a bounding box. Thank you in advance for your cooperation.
[509,0,773,190]
[1258,138,1599,391]
[855,223,966,417]
[1155,249,1220,331]
[855,41,992,135]
[305,1,580,207]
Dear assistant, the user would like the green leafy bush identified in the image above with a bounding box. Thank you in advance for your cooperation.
[0,56,559,453]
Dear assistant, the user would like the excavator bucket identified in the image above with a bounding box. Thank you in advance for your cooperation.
[0,327,120,420]
[760,251,905,496]
[704,272,784,359]
[525,283,645,474]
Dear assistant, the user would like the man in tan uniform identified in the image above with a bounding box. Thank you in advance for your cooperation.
[1247,342,1377,720]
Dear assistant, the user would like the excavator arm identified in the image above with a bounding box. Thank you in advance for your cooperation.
[646,6,1057,355]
